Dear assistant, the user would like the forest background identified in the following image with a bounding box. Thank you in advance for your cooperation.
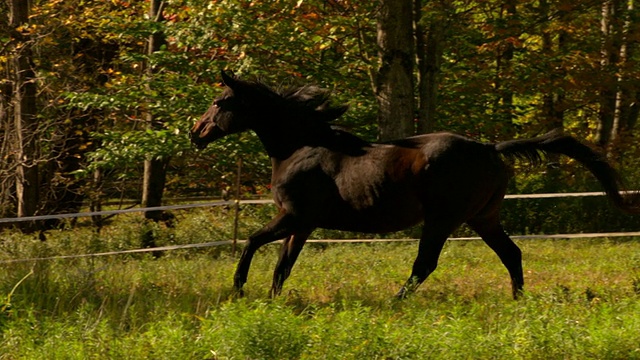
[1,0,640,237]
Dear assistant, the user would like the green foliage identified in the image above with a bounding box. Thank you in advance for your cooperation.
[5,0,640,211]
[4,2,640,355]
[16,0,383,197]
[207,301,311,360]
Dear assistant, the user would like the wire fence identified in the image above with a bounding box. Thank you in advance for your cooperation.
[0,191,623,224]
[1,191,639,264]
[3,231,640,265]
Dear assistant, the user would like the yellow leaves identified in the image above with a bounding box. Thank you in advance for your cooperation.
[14,24,40,37]
[522,34,543,50]
[39,36,58,47]
[78,142,93,151]
[106,0,132,7]
[63,15,76,26]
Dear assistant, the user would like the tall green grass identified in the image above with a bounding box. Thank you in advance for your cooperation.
[1,209,639,359]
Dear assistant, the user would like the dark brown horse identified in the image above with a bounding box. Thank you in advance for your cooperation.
[190,71,640,299]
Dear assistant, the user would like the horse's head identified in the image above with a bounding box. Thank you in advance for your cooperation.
[190,71,254,149]
[190,70,350,150]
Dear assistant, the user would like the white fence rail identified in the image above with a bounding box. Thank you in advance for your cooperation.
[1,191,639,264]
[2,190,631,225]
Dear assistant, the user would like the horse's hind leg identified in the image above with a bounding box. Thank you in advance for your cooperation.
[270,230,312,297]
[467,216,523,299]
[396,219,461,299]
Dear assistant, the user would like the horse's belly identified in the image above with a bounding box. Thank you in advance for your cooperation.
[318,197,424,233]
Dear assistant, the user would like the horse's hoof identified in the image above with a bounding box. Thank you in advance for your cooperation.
[394,288,408,300]
[512,288,524,300]
[231,288,245,299]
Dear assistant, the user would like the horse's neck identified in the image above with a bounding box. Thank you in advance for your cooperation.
[254,127,298,160]
[253,119,324,160]
[270,158,283,178]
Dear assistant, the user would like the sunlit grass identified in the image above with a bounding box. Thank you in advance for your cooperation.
[1,211,639,359]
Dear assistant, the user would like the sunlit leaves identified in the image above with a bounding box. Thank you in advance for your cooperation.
[10,0,640,201]
[55,0,381,191]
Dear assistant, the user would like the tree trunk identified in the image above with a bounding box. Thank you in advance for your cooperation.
[611,0,637,144]
[375,0,415,141]
[0,72,13,219]
[541,0,566,131]
[141,0,169,251]
[9,0,39,231]
[539,0,567,191]
[596,0,623,147]
[494,0,517,134]
[415,0,442,134]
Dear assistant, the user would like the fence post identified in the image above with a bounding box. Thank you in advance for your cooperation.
[232,158,242,256]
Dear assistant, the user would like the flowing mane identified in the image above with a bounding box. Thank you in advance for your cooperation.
[232,78,369,152]
[278,84,341,120]
[231,77,350,124]
[281,84,371,153]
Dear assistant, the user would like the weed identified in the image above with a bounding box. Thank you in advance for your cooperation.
[0,269,33,329]
[633,277,640,295]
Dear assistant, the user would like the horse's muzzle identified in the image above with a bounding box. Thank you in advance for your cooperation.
[191,138,209,150]
[189,122,226,149]
[189,124,208,149]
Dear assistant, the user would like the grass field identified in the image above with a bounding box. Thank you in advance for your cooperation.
[1,209,640,359]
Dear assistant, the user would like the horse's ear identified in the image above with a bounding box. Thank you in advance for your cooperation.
[318,105,349,122]
[221,70,237,89]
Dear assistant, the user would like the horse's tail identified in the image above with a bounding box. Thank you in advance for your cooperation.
[495,129,640,214]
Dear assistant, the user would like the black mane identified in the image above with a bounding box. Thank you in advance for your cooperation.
[237,78,349,124]
[217,76,368,155]
[279,84,334,117]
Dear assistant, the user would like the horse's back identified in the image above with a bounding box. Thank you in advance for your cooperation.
[370,132,510,222]
[272,132,510,233]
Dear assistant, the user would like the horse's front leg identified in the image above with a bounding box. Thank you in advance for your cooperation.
[233,211,296,295]
[270,230,312,297]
